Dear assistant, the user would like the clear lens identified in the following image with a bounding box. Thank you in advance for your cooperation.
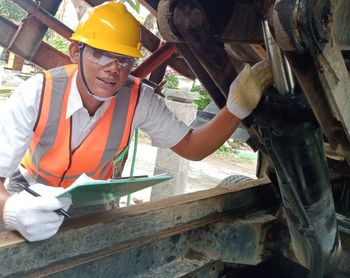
[84,45,136,69]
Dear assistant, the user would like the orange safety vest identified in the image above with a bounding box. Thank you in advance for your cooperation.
[21,64,141,188]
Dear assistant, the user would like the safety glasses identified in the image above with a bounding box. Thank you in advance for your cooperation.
[84,45,136,70]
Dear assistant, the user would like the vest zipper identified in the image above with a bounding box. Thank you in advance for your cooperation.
[58,118,73,186]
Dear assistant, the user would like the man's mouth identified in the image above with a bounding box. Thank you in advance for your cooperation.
[97,77,117,85]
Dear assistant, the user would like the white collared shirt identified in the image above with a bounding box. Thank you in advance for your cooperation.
[66,71,111,150]
[0,70,190,178]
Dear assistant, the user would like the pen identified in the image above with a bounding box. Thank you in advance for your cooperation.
[17,184,72,219]
[111,175,148,180]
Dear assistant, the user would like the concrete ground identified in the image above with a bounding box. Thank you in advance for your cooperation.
[121,134,257,205]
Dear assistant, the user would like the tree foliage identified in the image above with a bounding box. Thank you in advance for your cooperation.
[163,70,211,110]
[0,0,26,21]
[45,35,69,55]
[192,84,211,110]
[163,71,179,89]
[118,0,140,13]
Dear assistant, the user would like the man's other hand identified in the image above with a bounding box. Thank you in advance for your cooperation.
[227,60,272,119]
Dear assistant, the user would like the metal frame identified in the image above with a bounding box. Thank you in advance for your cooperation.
[0,0,194,80]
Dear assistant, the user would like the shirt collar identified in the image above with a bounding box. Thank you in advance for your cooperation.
[66,70,111,119]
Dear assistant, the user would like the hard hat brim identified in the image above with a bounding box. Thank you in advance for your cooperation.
[70,35,143,58]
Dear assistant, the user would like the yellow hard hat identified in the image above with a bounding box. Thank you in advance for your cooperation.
[70,2,143,58]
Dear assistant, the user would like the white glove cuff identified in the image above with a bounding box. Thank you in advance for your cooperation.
[227,101,251,119]
[3,212,17,230]
[3,197,20,230]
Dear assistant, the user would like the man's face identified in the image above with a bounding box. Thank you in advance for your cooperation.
[71,43,136,99]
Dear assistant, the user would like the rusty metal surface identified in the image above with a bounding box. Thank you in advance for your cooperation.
[133,257,215,278]
[0,15,70,69]
[45,212,276,278]
[225,44,267,66]
[189,212,277,265]
[31,42,71,69]
[175,43,227,108]
[285,53,348,145]
[0,0,194,77]
[157,0,183,43]
[270,0,304,52]
[47,235,213,278]
[220,1,264,44]
[0,179,278,277]
[140,26,195,80]
[313,41,350,145]
[172,0,236,98]
[0,15,17,48]
[7,0,61,61]
[132,42,176,78]
[156,0,270,110]
[12,0,73,39]
[134,259,225,278]
[270,0,350,157]
[334,0,350,49]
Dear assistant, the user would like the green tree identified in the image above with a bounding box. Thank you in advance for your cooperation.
[164,71,179,89]
[192,84,211,110]
[0,0,26,21]
[44,35,69,55]
[118,0,140,13]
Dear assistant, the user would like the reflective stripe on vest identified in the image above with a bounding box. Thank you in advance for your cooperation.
[21,64,141,188]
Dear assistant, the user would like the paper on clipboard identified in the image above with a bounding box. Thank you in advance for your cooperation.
[56,173,172,207]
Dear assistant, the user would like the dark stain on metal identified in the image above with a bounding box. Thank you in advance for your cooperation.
[170,234,181,245]
[166,255,176,263]
[185,248,207,261]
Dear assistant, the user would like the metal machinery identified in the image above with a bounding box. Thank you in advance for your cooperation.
[0,0,350,277]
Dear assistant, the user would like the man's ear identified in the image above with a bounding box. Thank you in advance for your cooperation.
[69,41,80,64]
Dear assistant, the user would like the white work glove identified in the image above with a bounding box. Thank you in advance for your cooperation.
[3,183,71,242]
[227,60,273,119]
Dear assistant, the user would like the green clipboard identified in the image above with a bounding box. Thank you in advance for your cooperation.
[57,174,172,207]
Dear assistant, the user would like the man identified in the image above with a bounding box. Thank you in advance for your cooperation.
[0,2,272,242]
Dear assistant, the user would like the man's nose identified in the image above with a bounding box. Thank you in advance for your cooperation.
[103,60,121,73]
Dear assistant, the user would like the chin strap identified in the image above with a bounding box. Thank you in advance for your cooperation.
[78,44,117,102]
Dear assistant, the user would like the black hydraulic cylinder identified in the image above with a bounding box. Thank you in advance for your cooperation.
[255,92,340,276]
